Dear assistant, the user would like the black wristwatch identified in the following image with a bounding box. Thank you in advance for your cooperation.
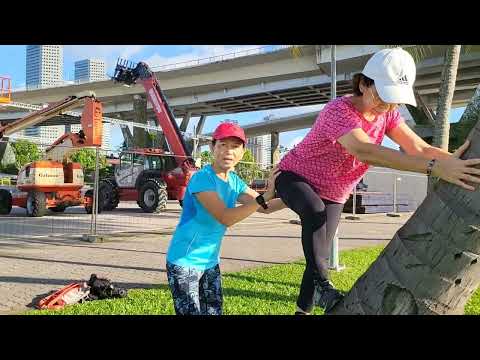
[255,194,268,209]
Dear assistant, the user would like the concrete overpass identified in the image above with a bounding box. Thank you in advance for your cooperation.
[199,104,417,143]
[1,45,479,162]
[4,45,480,122]
[226,106,417,139]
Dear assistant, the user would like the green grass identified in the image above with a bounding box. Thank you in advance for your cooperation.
[26,246,480,315]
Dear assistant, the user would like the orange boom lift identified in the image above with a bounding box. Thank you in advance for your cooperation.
[0,92,103,216]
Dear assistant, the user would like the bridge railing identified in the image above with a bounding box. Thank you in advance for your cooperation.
[13,45,293,92]
[150,45,292,72]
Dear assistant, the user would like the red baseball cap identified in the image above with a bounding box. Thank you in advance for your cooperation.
[212,122,246,144]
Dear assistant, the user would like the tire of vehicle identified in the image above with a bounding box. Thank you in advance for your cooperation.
[84,189,104,214]
[26,191,47,217]
[99,178,120,211]
[50,205,66,213]
[0,189,12,215]
[138,179,167,213]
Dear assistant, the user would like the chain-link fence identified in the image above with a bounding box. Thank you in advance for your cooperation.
[1,136,277,240]
[0,140,190,240]
[344,168,428,215]
[232,163,428,215]
[0,135,430,241]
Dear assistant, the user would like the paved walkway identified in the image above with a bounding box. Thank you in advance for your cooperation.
[0,204,411,314]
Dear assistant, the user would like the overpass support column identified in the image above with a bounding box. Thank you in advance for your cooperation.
[195,115,207,135]
[133,94,150,148]
[190,115,207,159]
[120,125,134,148]
[148,116,168,150]
[180,112,191,132]
[270,131,280,166]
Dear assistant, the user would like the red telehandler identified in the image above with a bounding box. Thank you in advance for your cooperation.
[99,59,197,213]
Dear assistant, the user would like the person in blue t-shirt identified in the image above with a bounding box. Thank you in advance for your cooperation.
[166,122,286,315]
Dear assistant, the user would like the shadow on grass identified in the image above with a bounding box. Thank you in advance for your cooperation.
[27,279,300,314]
[223,286,298,303]
[225,234,299,239]
[223,273,301,288]
[128,282,297,307]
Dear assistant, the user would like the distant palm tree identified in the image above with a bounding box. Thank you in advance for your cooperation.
[426,45,461,192]
[432,45,462,150]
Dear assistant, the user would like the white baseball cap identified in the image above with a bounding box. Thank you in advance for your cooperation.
[361,48,417,107]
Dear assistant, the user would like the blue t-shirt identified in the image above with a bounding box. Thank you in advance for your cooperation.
[166,165,248,270]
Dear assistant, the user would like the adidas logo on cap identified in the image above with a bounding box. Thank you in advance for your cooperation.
[398,74,409,85]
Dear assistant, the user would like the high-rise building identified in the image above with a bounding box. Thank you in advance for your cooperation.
[74,59,106,83]
[246,134,271,169]
[26,45,63,89]
[23,127,40,137]
[20,125,65,150]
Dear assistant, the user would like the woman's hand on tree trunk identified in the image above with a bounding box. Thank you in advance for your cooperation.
[433,140,480,191]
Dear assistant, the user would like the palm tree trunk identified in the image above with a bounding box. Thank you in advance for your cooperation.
[329,84,480,315]
[432,45,462,150]
[428,46,462,192]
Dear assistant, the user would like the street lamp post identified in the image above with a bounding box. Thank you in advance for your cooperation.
[328,45,345,271]
[387,175,402,217]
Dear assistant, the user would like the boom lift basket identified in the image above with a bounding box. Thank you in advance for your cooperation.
[0,77,11,104]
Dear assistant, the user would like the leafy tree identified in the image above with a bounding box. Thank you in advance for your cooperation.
[200,150,213,167]
[0,163,18,175]
[10,140,40,170]
[200,148,264,183]
[70,148,107,172]
[70,148,112,184]
[235,149,263,184]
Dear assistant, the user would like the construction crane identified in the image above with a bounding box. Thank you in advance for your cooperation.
[0,93,103,216]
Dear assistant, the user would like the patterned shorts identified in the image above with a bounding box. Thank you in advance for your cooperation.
[166,262,223,315]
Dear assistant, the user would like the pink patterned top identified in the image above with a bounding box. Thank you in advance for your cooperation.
[279,96,404,203]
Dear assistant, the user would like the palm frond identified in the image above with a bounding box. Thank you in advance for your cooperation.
[384,45,433,63]
[463,45,472,53]
[288,45,304,58]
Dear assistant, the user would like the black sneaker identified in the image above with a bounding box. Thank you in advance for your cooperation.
[294,311,312,315]
[314,280,344,312]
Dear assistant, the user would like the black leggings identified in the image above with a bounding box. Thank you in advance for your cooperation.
[275,171,344,312]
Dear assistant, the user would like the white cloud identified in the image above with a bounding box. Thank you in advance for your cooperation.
[64,45,145,60]
[287,136,305,149]
[64,45,146,73]
[63,45,268,77]
[119,46,145,60]
[143,45,263,69]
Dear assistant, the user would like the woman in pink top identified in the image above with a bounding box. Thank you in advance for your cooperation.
[274,48,480,315]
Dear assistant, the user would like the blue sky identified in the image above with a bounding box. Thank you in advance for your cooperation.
[0,45,466,152]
